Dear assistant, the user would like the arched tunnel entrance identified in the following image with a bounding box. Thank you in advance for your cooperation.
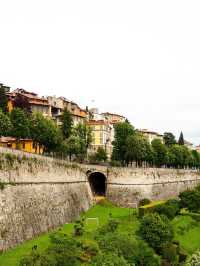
[88,172,106,196]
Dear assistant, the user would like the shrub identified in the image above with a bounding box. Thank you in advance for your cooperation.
[90,252,131,266]
[138,200,166,217]
[161,244,178,265]
[98,219,119,235]
[154,203,177,220]
[185,250,200,266]
[138,198,151,207]
[139,213,174,252]
[110,160,122,167]
[74,218,85,236]
[179,189,200,212]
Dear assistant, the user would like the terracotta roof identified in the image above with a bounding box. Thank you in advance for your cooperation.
[87,120,109,125]
[101,112,125,119]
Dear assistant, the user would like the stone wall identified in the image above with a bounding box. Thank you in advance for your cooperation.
[0,151,93,250]
[106,167,200,207]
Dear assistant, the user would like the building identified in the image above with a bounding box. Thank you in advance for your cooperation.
[0,137,43,154]
[87,120,113,158]
[195,145,200,153]
[138,129,163,143]
[87,109,126,158]
[7,89,51,117]
[184,140,194,150]
[47,96,87,126]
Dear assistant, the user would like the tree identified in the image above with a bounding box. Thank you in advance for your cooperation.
[30,112,62,153]
[125,133,150,166]
[112,122,135,165]
[10,108,30,140]
[13,94,31,113]
[178,131,184,145]
[73,123,92,160]
[91,252,131,266]
[163,132,176,146]
[151,139,167,167]
[61,108,73,139]
[95,147,107,162]
[65,135,81,161]
[139,213,174,251]
[0,109,12,136]
[0,85,8,113]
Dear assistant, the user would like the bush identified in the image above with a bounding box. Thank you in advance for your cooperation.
[154,203,177,220]
[161,244,178,265]
[98,219,119,235]
[74,218,85,236]
[179,189,200,212]
[90,252,131,266]
[139,213,174,252]
[139,198,151,207]
[110,160,122,167]
[138,200,166,217]
[185,250,200,266]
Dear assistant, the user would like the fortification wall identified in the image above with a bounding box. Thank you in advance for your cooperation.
[0,151,93,250]
[107,167,200,206]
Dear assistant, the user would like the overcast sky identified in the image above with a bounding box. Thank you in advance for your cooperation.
[0,0,200,144]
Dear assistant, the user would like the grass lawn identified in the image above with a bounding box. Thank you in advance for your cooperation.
[1,200,200,266]
[0,200,139,266]
[172,215,200,254]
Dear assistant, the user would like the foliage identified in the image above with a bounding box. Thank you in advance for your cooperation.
[161,244,178,265]
[179,188,200,212]
[97,218,119,235]
[0,109,12,136]
[73,123,92,160]
[89,147,107,163]
[90,252,131,266]
[163,132,176,146]
[61,108,73,139]
[138,200,166,217]
[74,218,85,236]
[30,112,62,153]
[151,139,167,167]
[138,198,151,207]
[0,85,8,113]
[13,94,31,113]
[185,250,200,266]
[10,108,30,139]
[139,213,174,251]
[178,131,185,145]
[153,199,180,220]
[125,132,150,166]
[112,122,135,165]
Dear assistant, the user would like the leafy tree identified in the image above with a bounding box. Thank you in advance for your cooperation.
[61,108,73,139]
[125,133,150,166]
[95,147,107,162]
[13,94,31,113]
[139,213,174,251]
[0,85,8,113]
[65,135,81,161]
[112,122,135,165]
[151,139,167,167]
[178,131,184,145]
[73,123,92,160]
[0,109,12,136]
[163,132,176,146]
[10,108,30,140]
[179,188,200,212]
[30,112,62,153]
[91,252,131,266]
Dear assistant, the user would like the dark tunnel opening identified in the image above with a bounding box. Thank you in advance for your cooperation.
[88,172,106,196]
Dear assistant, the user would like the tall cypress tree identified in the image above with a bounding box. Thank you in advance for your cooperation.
[0,84,8,113]
[61,108,73,139]
[178,131,184,145]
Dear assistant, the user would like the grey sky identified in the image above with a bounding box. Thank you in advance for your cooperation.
[0,0,200,144]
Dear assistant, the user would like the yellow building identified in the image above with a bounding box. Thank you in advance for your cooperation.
[87,120,113,158]
[0,137,43,154]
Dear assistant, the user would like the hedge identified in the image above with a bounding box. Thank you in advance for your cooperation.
[138,200,166,217]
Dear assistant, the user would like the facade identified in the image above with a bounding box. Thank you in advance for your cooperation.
[0,137,43,154]
[87,120,113,158]
[47,96,87,126]
[87,109,126,158]
[138,129,163,143]
[7,89,51,117]
[195,145,200,153]
[184,140,194,150]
